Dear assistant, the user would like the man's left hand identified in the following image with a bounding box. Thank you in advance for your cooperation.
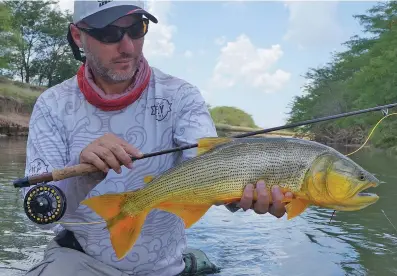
[238,180,293,218]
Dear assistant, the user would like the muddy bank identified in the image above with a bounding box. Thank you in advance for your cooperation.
[0,96,31,136]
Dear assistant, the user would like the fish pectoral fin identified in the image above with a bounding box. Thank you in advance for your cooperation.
[285,198,311,220]
[81,193,149,260]
[155,202,211,228]
[197,137,233,155]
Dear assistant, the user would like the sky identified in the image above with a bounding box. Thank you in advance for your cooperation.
[57,0,377,128]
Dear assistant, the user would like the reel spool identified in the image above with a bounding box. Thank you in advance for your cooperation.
[23,184,67,224]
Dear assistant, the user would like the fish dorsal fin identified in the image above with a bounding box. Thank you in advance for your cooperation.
[197,137,233,155]
[143,175,155,184]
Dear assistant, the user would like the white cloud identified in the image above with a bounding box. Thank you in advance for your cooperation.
[283,1,344,49]
[143,1,176,58]
[184,50,193,58]
[210,34,291,93]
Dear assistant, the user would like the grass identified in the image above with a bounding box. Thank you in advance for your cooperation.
[0,76,43,107]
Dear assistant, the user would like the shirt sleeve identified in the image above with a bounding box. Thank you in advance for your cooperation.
[172,83,240,213]
[21,96,104,232]
[172,83,217,161]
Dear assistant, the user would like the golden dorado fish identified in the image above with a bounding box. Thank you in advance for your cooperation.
[80,137,380,259]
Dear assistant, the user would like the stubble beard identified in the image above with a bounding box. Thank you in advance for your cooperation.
[81,39,139,84]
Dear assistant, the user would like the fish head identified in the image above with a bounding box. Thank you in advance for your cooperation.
[306,153,380,211]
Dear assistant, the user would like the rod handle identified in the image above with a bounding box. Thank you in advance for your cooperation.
[13,163,101,188]
[52,163,100,181]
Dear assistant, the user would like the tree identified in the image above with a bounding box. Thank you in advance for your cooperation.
[210,106,257,128]
[287,1,397,148]
[0,2,14,70]
[0,0,80,86]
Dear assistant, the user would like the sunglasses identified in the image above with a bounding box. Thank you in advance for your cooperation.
[77,18,149,43]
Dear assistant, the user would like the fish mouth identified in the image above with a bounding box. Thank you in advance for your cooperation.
[355,182,379,198]
[328,182,380,211]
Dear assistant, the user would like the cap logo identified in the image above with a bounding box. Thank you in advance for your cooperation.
[98,0,113,7]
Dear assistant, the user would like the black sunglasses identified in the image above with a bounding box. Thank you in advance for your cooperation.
[77,18,149,43]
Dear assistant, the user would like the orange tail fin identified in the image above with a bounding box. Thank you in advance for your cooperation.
[81,193,149,259]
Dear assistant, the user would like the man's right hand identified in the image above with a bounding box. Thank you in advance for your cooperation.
[79,133,143,174]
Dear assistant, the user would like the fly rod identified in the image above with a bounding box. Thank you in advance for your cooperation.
[13,101,397,189]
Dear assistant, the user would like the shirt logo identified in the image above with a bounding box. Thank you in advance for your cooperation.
[28,158,49,176]
[151,98,172,121]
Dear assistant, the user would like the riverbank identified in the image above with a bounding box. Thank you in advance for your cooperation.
[0,77,44,136]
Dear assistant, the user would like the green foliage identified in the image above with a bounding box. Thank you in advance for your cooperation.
[0,77,42,108]
[287,1,397,148]
[209,106,257,128]
[0,0,80,86]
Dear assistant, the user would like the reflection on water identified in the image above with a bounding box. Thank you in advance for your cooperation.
[0,137,55,275]
[0,137,396,275]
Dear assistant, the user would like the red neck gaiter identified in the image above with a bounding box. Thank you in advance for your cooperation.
[76,56,151,111]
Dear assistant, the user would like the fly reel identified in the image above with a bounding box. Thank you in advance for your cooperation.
[23,184,67,224]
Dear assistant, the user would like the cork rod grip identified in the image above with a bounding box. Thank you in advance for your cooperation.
[52,163,100,181]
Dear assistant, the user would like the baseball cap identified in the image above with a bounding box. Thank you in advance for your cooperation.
[73,0,158,28]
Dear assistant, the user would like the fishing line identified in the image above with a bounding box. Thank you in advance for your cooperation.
[345,112,397,156]
[12,102,397,188]
[329,112,397,223]
[55,113,397,227]
[19,107,397,227]
[381,209,397,234]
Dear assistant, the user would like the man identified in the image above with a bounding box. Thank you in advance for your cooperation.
[23,1,292,275]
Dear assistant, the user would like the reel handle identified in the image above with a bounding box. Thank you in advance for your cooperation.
[13,163,100,188]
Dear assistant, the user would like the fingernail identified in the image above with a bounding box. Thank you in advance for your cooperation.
[127,163,133,169]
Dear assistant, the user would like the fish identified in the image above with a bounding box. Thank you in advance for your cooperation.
[80,137,381,259]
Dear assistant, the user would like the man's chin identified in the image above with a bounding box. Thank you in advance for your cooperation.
[106,70,137,83]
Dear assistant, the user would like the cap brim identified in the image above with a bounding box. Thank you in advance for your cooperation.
[83,5,158,28]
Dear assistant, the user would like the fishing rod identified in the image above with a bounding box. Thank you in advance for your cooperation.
[13,101,397,225]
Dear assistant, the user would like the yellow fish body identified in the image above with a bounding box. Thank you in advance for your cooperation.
[81,137,380,259]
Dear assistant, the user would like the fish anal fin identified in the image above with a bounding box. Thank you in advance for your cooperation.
[197,137,232,155]
[81,193,149,260]
[155,202,211,228]
[285,198,311,220]
[143,175,155,184]
[107,210,149,259]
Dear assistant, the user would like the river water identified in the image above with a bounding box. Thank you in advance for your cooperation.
[0,136,396,276]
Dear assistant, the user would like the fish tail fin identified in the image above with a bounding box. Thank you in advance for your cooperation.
[81,193,149,259]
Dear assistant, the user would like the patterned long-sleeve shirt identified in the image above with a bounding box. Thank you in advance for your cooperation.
[22,66,218,276]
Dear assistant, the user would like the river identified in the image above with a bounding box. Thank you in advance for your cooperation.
[0,136,396,276]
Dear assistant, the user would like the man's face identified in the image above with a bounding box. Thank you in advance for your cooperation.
[75,15,145,84]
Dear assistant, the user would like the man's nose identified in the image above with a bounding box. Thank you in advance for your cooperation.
[117,33,136,53]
